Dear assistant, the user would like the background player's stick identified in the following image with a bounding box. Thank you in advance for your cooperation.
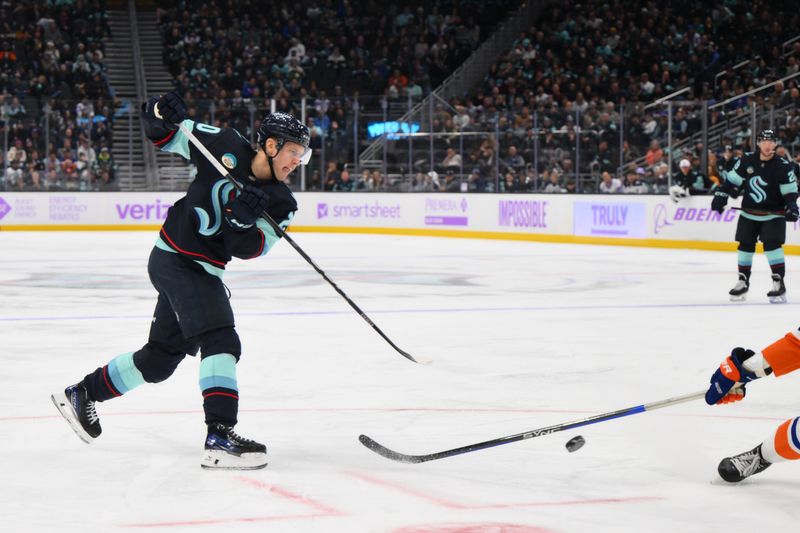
[359,389,706,463]
[168,119,424,365]
[732,206,786,216]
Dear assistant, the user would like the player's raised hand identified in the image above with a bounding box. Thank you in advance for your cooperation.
[154,92,187,130]
[705,348,760,405]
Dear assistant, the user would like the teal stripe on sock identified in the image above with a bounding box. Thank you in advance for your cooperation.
[765,248,785,265]
[199,353,238,392]
[737,250,754,267]
[107,352,146,394]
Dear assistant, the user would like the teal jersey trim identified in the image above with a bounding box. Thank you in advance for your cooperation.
[154,237,225,278]
[161,119,196,160]
[740,212,783,222]
[254,212,293,257]
[724,168,744,187]
[780,182,798,195]
[765,248,785,265]
[107,352,146,394]
[199,353,238,391]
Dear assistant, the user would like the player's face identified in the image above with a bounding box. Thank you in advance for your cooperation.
[271,141,307,181]
[758,139,777,157]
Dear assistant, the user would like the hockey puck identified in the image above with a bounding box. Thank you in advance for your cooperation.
[565,435,585,453]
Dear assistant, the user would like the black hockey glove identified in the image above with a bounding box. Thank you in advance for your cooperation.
[224,185,269,231]
[785,201,799,222]
[155,92,187,130]
[711,190,728,214]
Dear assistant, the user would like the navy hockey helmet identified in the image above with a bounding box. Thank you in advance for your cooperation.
[756,129,778,143]
[256,112,311,164]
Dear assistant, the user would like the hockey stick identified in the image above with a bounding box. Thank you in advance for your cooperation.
[170,119,423,365]
[732,207,786,216]
[359,389,706,463]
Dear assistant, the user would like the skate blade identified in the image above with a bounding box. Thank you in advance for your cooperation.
[50,392,95,444]
[201,449,268,470]
[769,295,787,304]
[729,294,747,302]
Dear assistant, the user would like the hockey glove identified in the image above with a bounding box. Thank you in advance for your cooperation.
[154,92,187,130]
[705,348,759,405]
[711,190,728,214]
[785,202,799,222]
[224,185,269,231]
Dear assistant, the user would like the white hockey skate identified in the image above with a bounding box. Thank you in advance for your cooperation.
[201,423,267,470]
[729,273,749,302]
[767,274,787,304]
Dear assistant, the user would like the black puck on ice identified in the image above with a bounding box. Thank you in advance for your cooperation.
[565,435,585,453]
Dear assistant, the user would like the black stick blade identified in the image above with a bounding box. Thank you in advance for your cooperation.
[358,435,427,464]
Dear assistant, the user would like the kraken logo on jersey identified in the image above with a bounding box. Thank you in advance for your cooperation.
[748,175,767,203]
[195,179,235,236]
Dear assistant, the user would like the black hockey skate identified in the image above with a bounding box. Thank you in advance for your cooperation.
[718,444,771,483]
[51,383,101,443]
[201,423,267,470]
[767,274,787,304]
[729,273,749,302]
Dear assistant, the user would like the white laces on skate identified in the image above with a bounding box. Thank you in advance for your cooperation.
[85,401,98,425]
[729,451,765,478]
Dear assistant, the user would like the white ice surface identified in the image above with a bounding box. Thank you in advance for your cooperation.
[2,231,800,533]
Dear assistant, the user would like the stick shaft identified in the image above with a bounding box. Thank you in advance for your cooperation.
[176,123,419,364]
[360,390,706,463]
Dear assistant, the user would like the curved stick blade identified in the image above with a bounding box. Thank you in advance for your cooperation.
[358,434,426,464]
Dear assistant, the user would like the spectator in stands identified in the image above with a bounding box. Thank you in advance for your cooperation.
[4,159,24,190]
[7,138,27,165]
[93,147,116,190]
[598,171,624,193]
[26,149,45,190]
[503,145,525,173]
[543,169,567,193]
[622,170,649,194]
[645,140,664,168]
[334,169,357,192]
[442,147,462,172]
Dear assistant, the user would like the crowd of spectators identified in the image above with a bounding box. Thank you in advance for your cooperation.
[1,0,118,191]
[295,0,800,193]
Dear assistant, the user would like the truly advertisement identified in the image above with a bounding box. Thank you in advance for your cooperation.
[315,199,401,220]
[497,199,549,229]
[424,196,468,226]
[574,202,646,238]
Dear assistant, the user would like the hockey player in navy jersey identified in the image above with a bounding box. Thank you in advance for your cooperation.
[51,91,311,470]
[711,130,799,303]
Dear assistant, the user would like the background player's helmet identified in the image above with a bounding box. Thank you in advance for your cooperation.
[257,112,310,150]
[756,129,778,143]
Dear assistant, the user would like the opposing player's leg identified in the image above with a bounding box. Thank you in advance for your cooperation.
[719,416,800,482]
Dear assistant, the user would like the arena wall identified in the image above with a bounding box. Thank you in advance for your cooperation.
[1,192,798,253]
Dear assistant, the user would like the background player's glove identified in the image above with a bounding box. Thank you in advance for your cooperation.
[705,348,759,405]
[711,190,728,214]
[154,92,187,130]
[224,185,269,230]
[784,202,799,222]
